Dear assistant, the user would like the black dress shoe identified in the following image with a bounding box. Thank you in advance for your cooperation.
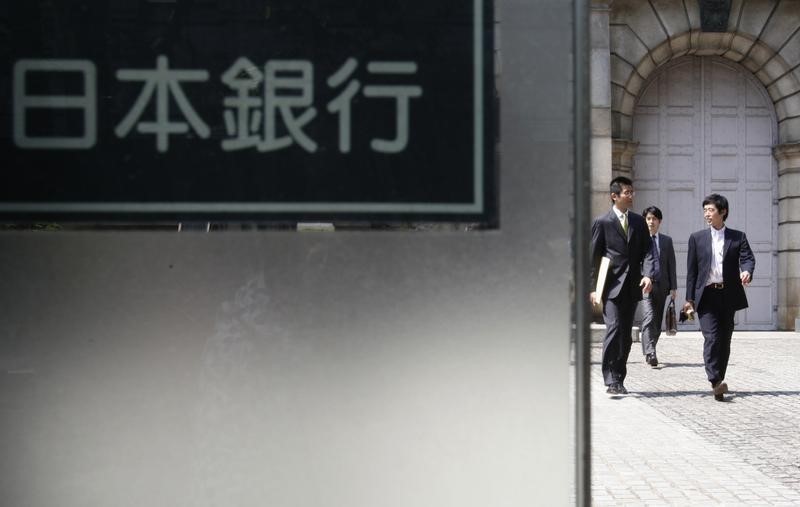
[606,382,629,395]
[649,353,658,367]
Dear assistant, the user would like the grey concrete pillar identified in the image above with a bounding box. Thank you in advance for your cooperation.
[773,142,800,330]
[590,2,612,216]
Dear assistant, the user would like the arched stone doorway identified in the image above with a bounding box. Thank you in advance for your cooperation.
[591,0,800,328]
[631,56,777,329]
[591,0,800,330]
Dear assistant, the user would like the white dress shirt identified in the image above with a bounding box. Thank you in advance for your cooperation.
[706,226,725,285]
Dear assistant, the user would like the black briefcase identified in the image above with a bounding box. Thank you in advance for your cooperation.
[665,299,677,336]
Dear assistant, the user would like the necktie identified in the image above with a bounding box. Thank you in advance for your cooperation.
[621,213,628,235]
[650,235,661,280]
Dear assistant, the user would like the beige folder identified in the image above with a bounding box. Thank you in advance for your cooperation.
[594,256,611,306]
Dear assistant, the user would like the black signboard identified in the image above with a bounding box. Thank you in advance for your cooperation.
[1,1,496,224]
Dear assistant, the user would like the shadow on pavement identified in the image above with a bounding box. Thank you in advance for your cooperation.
[649,362,704,368]
[728,390,800,398]
[590,361,704,367]
[621,390,800,399]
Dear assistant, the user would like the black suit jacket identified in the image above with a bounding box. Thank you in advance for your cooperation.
[654,233,677,294]
[591,209,655,302]
[685,227,755,312]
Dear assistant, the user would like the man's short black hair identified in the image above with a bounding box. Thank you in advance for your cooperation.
[642,206,663,220]
[610,176,633,197]
[702,194,729,221]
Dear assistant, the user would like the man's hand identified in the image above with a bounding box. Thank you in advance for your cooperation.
[640,276,652,294]
[740,271,752,286]
[590,291,599,307]
[670,289,677,300]
[680,300,696,322]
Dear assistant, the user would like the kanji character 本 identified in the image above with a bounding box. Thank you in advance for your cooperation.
[363,62,422,153]
[13,59,97,149]
[115,56,210,152]
[261,60,317,153]
[221,57,263,151]
[326,58,360,153]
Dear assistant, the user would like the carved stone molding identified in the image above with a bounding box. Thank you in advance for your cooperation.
[611,139,639,176]
[700,0,732,32]
[773,143,800,175]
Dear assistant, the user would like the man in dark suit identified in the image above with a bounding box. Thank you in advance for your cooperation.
[590,176,655,395]
[639,206,677,367]
[684,194,755,402]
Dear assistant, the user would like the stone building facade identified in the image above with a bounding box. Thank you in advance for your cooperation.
[591,0,800,329]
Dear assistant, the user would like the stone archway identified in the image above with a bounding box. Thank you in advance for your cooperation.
[611,30,800,144]
[598,0,800,328]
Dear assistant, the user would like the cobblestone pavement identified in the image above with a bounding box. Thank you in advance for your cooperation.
[591,332,800,506]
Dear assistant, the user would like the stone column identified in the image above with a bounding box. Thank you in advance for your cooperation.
[773,142,800,330]
[590,1,612,216]
[612,139,639,180]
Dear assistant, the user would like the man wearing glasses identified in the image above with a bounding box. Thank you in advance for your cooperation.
[590,176,656,395]
[683,194,754,401]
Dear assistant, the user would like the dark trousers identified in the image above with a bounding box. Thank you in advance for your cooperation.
[601,291,635,385]
[640,282,668,356]
[697,287,735,385]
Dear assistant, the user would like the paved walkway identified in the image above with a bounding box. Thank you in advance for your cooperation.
[591,332,800,506]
